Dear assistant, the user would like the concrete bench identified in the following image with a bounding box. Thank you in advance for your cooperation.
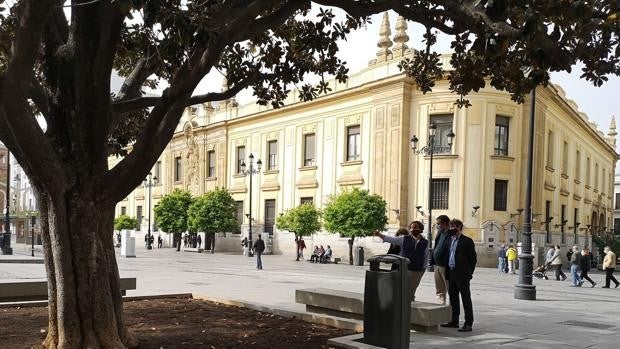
[182,247,204,253]
[307,257,341,264]
[295,288,451,333]
[0,278,137,303]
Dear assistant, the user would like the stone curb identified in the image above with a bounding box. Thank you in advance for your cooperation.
[0,293,193,308]
[193,294,363,333]
[327,334,384,349]
[0,258,44,264]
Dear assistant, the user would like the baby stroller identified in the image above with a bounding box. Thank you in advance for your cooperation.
[533,262,550,280]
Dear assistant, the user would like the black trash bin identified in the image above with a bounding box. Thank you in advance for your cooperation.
[355,246,365,266]
[363,254,410,349]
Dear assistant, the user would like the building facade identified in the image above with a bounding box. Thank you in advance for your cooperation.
[0,144,7,220]
[614,173,620,235]
[112,15,618,266]
[0,143,40,244]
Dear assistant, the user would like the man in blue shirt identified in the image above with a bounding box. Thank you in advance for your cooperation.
[375,221,429,302]
[440,219,477,332]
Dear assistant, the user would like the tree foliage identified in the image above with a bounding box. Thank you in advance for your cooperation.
[276,203,322,237]
[153,189,193,235]
[113,214,138,231]
[188,188,238,234]
[323,188,387,238]
[592,233,620,258]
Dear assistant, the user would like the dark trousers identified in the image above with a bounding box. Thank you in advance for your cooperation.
[554,264,566,280]
[581,270,595,285]
[605,268,619,287]
[448,275,473,326]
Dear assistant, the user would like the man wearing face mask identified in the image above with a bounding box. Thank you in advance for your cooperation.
[374,221,429,302]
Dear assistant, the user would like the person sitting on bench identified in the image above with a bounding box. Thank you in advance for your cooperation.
[310,246,320,262]
[321,245,333,263]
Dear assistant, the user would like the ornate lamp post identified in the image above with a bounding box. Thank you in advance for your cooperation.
[2,151,12,255]
[240,154,261,257]
[143,172,158,250]
[515,87,537,300]
[30,214,36,257]
[411,123,455,272]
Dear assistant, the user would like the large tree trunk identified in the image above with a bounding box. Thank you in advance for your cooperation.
[38,191,137,349]
[348,237,354,265]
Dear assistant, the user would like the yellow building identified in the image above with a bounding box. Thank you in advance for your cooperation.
[112,15,618,266]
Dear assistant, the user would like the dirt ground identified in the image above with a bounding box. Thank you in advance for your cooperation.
[0,297,354,348]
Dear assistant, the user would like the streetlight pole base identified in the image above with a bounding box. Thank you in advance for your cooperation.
[514,284,536,300]
[514,253,536,300]
[1,233,12,255]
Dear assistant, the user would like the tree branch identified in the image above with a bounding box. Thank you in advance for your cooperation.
[28,78,51,117]
[113,71,264,113]
[0,0,67,195]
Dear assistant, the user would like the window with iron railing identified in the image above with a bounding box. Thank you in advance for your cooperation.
[494,180,508,211]
[431,178,449,210]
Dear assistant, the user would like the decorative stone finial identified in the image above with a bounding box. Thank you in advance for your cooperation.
[609,115,617,136]
[375,12,393,63]
[392,16,410,57]
[608,115,617,146]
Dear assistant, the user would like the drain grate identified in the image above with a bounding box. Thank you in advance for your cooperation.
[560,320,614,330]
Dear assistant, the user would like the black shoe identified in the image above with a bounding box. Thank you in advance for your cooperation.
[602,286,610,288]
[616,283,619,289]
[441,322,459,328]
[458,325,473,332]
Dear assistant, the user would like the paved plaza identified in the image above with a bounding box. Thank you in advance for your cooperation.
[2,244,620,348]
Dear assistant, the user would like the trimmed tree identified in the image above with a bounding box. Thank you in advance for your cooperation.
[276,203,322,261]
[323,188,388,265]
[188,188,238,254]
[113,215,138,231]
[1,1,618,347]
[153,189,193,252]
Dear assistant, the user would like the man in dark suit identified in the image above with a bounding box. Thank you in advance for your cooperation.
[440,219,477,332]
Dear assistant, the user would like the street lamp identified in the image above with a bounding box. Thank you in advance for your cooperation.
[143,172,158,250]
[2,151,12,255]
[411,123,455,272]
[515,87,537,300]
[240,153,261,257]
[30,215,36,257]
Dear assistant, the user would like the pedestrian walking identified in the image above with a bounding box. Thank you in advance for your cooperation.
[299,237,306,261]
[375,221,428,302]
[569,245,583,287]
[601,246,619,288]
[566,248,574,272]
[580,247,596,287]
[498,245,507,274]
[549,245,566,281]
[197,234,202,249]
[432,215,453,305]
[253,234,266,270]
[441,219,477,332]
[545,247,555,265]
[157,235,163,248]
[506,245,517,274]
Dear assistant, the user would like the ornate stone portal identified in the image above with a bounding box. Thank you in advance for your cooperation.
[184,121,200,195]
